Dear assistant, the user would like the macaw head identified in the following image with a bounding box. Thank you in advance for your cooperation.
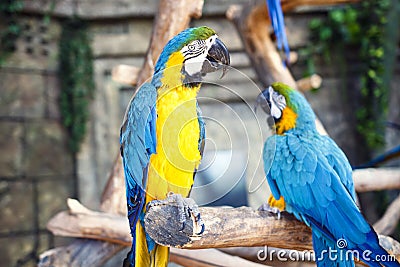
[256,82,316,134]
[152,26,230,88]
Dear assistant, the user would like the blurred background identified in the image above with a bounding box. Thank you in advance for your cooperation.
[0,0,399,266]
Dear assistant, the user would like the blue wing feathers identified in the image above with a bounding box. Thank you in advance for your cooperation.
[263,137,282,200]
[120,83,157,257]
[267,174,281,200]
[302,151,318,174]
[196,103,206,154]
[121,83,157,189]
[145,106,157,155]
[320,136,357,201]
[298,184,314,209]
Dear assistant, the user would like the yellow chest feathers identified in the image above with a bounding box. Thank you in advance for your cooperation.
[147,85,201,199]
[275,107,297,135]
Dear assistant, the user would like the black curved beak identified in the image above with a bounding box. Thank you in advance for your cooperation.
[202,38,230,78]
[255,89,271,114]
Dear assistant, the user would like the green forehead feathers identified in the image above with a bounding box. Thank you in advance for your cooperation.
[271,82,297,110]
[177,26,216,50]
[190,26,216,40]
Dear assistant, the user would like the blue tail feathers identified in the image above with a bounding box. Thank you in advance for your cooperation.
[356,230,400,267]
[312,229,400,267]
[312,230,355,267]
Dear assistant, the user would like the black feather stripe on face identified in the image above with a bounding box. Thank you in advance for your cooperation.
[182,39,207,61]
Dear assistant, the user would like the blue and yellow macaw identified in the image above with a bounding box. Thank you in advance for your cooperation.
[120,26,230,267]
[258,82,400,267]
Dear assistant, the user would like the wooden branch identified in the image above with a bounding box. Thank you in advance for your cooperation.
[227,4,297,89]
[353,168,400,192]
[39,198,129,267]
[374,194,400,235]
[296,74,322,92]
[100,156,126,215]
[281,0,360,12]
[288,51,299,64]
[144,205,312,250]
[46,199,311,250]
[38,240,123,267]
[47,199,131,245]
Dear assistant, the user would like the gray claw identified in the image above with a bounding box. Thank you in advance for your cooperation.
[196,222,205,235]
[179,221,185,232]
[258,203,281,220]
[183,197,205,235]
[195,217,205,235]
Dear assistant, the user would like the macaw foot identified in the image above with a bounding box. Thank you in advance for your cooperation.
[258,203,281,220]
[146,192,205,236]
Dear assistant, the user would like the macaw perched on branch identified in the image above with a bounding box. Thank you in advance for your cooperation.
[266,0,290,62]
[258,83,400,267]
[120,26,230,267]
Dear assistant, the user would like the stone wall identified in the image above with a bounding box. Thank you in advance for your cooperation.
[0,17,75,267]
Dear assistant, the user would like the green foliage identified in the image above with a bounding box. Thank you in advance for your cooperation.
[355,1,390,149]
[308,8,360,56]
[59,18,95,153]
[0,0,24,65]
[304,0,391,149]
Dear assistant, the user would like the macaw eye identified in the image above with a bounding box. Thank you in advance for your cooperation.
[188,44,195,51]
[270,90,286,112]
[277,95,285,103]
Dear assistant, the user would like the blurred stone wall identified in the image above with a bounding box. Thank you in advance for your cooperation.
[0,1,398,267]
[0,17,75,266]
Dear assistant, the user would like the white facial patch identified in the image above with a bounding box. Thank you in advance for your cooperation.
[181,35,217,76]
[184,53,207,76]
[268,86,286,119]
